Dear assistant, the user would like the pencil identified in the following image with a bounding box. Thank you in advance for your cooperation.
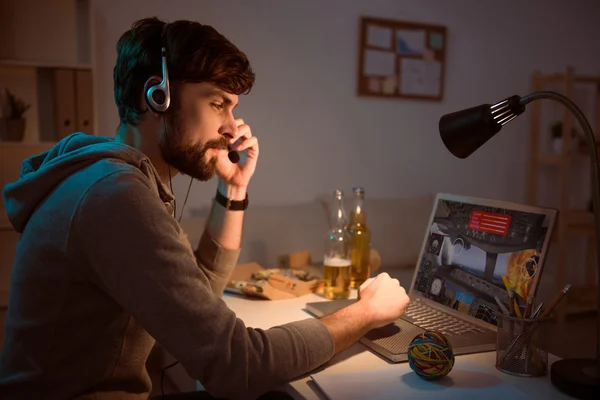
[541,284,572,318]
[512,292,523,318]
[494,296,510,315]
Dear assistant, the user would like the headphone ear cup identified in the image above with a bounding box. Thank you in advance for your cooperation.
[145,42,171,114]
[145,80,170,113]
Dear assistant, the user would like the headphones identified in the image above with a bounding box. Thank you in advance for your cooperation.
[145,23,171,113]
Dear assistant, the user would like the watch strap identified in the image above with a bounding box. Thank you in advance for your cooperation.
[215,189,248,211]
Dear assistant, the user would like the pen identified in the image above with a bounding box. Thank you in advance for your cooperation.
[531,302,544,319]
[508,288,515,316]
[524,292,534,318]
[540,284,572,318]
[494,296,510,316]
[502,275,515,316]
[511,289,523,318]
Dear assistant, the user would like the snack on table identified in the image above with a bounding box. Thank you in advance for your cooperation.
[251,268,280,281]
[276,268,312,281]
[251,268,315,282]
[231,279,266,294]
[227,265,322,299]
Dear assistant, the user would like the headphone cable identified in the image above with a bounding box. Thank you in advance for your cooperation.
[162,116,194,222]
[161,359,180,399]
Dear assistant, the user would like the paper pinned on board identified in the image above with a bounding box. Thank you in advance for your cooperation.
[399,58,441,97]
[363,49,395,77]
[310,361,533,400]
[366,25,393,49]
[382,75,397,94]
[430,32,445,50]
[423,48,436,62]
[396,29,426,54]
[368,78,382,93]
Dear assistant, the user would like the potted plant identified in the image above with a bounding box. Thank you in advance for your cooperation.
[551,121,564,153]
[550,120,584,154]
[0,88,31,142]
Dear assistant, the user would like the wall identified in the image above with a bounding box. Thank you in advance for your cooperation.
[0,0,78,64]
[91,0,600,214]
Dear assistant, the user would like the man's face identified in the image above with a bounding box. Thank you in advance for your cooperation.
[159,82,239,181]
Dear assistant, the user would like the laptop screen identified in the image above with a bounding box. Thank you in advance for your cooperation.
[412,194,556,327]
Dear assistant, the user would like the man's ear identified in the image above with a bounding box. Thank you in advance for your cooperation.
[139,76,163,117]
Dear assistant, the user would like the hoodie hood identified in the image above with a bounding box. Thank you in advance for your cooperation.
[2,132,172,233]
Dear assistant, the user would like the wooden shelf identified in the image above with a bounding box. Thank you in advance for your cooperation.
[0,141,56,148]
[575,74,600,85]
[0,59,92,70]
[537,154,563,165]
[562,301,597,316]
[538,146,600,163]
[568,211,594,227]
[548,211,594,241]
[0,212,11,232]
[569,211,594,235]
[540,72,600,85]
[560,284,598,316]
[575,141,600,156]
[0,290,8,308]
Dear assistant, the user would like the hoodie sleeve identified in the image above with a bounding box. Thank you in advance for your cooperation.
[194,229,240,297]
[67,169,334,400]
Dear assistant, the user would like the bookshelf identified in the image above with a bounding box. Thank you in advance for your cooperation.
[526,66,600,322]
[0,0,96,225]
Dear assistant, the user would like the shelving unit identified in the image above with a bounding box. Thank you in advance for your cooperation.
[526,66,600,323]
[0,59,93,70]
[0,0,96,224]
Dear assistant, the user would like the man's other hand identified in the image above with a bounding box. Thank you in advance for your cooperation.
[357,272,410,330]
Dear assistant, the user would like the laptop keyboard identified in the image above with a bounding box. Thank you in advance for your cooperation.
[403,300,488,336]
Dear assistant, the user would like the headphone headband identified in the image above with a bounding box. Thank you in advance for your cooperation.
[145,22,171,113]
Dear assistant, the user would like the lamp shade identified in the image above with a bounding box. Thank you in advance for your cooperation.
[439,95,525,159]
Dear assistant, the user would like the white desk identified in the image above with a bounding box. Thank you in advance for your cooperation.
[220,291,575,399]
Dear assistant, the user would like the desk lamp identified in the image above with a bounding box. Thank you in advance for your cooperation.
[438,91,599,399]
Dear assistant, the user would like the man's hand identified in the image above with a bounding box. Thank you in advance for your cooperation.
[215,118,259,198]
[319,272,410,354]
[357,273,410,330]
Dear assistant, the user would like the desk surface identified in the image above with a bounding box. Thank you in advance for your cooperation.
[222,291,574,399]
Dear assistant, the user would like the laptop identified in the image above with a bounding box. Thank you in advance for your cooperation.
[306,193,558,362]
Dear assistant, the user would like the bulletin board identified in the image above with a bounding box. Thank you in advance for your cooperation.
[357,17,447,101]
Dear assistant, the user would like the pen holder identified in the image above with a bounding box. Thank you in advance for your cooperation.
[495,313,551,377]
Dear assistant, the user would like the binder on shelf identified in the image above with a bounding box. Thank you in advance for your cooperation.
[52,68,76,141]
[75,69,93,134]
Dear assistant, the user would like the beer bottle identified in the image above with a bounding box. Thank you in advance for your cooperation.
[348,187,371,288]
[323,190,352,300]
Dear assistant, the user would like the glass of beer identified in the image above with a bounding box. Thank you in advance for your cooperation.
[323,256,352,300]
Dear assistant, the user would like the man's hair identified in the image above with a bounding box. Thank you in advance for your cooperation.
[113,17,255,125]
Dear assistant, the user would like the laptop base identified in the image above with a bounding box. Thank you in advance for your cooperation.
[306,299,496,364]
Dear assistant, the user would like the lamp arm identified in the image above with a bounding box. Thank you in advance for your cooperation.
[520,91,600,366]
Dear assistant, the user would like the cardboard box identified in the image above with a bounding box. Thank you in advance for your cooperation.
[276,250,312,269]
[226,262,321,300]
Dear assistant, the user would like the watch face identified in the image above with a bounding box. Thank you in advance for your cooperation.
[430,278,443,296]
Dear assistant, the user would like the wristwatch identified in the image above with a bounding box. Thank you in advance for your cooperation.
[215,188,249,211]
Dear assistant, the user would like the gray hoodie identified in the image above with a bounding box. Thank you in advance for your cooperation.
[0,133,334,400]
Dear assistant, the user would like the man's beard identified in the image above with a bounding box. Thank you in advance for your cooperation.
[159,110,228,181]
